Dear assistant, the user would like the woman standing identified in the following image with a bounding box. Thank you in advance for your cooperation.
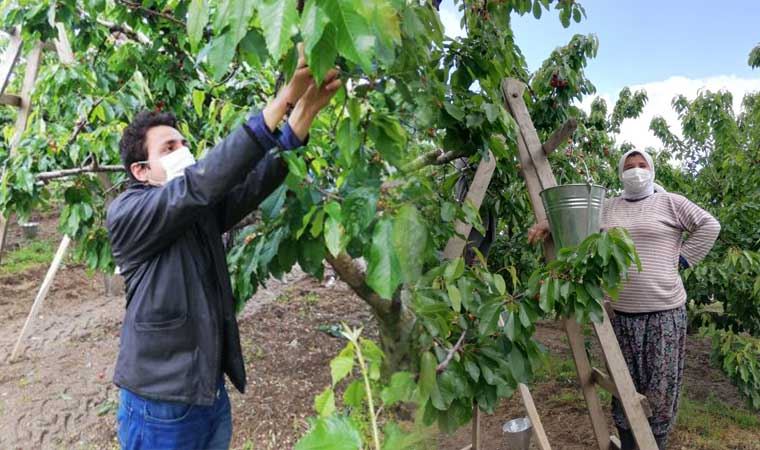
[528,150,720,449]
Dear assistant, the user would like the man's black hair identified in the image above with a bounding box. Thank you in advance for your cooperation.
[119,110,178,181]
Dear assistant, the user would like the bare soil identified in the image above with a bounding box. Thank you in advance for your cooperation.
[0,216,757,449]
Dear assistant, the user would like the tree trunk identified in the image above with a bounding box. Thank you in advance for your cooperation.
[374,292,417,378]
[325,253,418,377]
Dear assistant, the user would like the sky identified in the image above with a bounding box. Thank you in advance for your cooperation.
[438,0,760,150]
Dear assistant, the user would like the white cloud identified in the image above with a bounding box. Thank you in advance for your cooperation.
[582,75,760,151]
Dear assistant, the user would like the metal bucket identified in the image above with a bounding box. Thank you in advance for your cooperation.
[20,222,39,239]
[503,417,533,449]
[540,183,606,249]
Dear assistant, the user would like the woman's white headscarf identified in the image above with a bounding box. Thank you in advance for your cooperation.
[618,149,666,200]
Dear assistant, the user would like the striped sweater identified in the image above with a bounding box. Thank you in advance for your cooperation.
[601,192,720,313]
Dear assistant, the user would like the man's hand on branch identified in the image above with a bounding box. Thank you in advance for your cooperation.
[287,68,342,141]
[263,43,313,130]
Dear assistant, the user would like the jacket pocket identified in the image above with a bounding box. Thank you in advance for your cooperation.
[134,314,187,331]
[132,292,188,331]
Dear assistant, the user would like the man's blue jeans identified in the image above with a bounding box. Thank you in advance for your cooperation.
[117,380,232,450]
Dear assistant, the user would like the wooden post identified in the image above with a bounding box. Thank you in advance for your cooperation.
[519,383,552,450]
[442,151,498,450]
[10,235,71,361]
[0,29,23,94]
[443,151,496,259]
[0,42,43,263]
[502,78,658,450]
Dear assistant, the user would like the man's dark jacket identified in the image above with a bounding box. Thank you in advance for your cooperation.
[107,115,288,405]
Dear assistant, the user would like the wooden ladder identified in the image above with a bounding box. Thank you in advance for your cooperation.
[500,78,657,450]
[0,24,74,262]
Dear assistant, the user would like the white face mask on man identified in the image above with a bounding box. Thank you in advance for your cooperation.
[621,167,653,198]
[139,146,196,185]
[160,146,196,181]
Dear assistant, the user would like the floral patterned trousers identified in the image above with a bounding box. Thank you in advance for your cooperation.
[611,305,687,437]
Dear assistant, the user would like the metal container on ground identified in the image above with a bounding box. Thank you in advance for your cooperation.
[540,183,606,249]
[503,417,533,449]
[20,221,39,239]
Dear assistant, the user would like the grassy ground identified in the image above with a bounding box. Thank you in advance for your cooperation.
[535,353,759,449]
[0,240,55,275]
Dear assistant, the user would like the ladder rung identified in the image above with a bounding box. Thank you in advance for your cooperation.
[590,367,653,417]
[0,93,21,106]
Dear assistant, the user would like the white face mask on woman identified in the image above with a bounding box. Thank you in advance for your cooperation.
[621,167,653,199]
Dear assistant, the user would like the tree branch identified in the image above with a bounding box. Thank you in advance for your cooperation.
[37,165,124,181]
[116,0,186,26]
[401,148,467,173]
[542,118,578,154]
[325,252,390,317]
[436,330,467,374]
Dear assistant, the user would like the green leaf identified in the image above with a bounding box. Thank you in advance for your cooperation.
[324,216,346,257]
[260,184,287,220]
[336,118,360,168]
[418,351,438,404]
[457,277,473,311]
[532,0,542,19]
[464,358,480,382]
[444,257,465,281]
[323,0,376,72]
[192,89,205,116]
[392,204,428,285]
[301,0,330,55]
[314,386,336,417]
[330,345,355,386]
[381,371,416,406]
[444,102,464,121]
[311,210,325,238]
[207,32,237,80]
[258,0,298,61]
[367,218,401,299]
[239,28,269,68]
[381,422,429,450]
[504,312,517,341]
[343,379,365,407]
[283,152,308,179]
[303,5,338,84]
[482,103,501,123]
[187,0,209,52]
[369,114,407,166]
[447,283,461,312]
[493,273,506,295]
[478,300,502,336]
[294,415,363,450]
[361,338,384,381]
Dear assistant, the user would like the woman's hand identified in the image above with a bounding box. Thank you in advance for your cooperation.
[527,218,551,244]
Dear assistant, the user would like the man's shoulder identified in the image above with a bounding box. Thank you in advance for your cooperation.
[106,184,152,224]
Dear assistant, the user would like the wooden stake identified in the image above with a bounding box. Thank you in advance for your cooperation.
[519,383,552,450]
[0,28,23,94]
[441,151,498,450]
[10,235,71,361]
[443,151,496,260]
[0,42,43,263]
